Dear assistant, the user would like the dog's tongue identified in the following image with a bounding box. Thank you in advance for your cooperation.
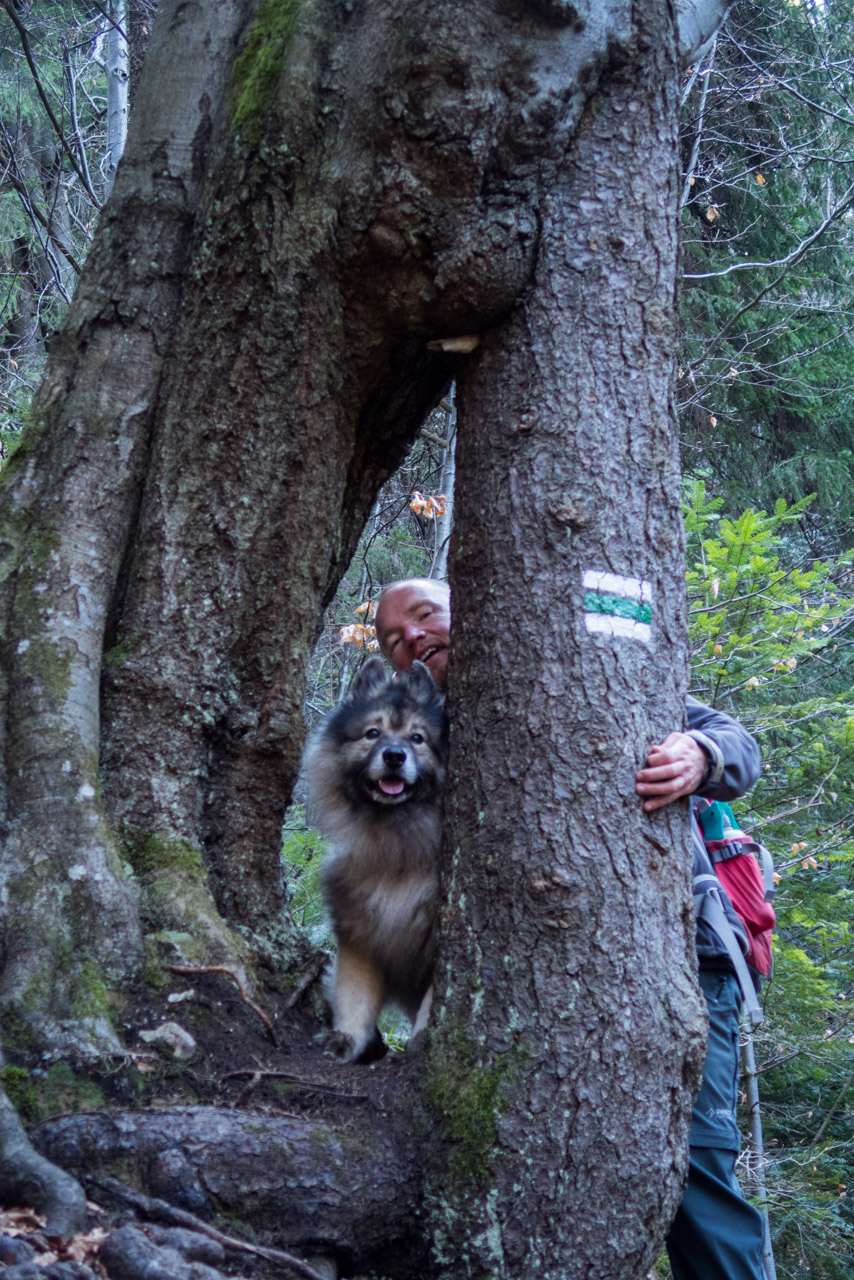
[379,778,405,796]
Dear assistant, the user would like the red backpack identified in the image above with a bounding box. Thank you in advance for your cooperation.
[696,799,776,977]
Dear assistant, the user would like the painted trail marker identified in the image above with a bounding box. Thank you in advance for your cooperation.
[583,570,653,644]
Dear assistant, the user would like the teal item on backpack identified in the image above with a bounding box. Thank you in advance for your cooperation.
[697,799,738,845]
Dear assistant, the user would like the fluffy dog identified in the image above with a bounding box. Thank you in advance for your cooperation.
[304,657,448,1063]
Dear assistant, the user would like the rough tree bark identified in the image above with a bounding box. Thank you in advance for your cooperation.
[0,0,253,1053]
[0,0,730,1275]
[432,12,704,1274]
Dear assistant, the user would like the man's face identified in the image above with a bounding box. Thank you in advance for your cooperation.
[375,581,451,690]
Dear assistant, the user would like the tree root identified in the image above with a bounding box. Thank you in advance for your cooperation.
[93,1178,329,1280]
[285,953,327,1010]
[99,1223,235,1280]
[169,965,275,1040]
[34,1104,424,1274]
[0,1088,86,1237]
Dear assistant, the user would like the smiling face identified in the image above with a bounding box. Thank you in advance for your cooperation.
[313,657,449,813]
[375,580,451,691]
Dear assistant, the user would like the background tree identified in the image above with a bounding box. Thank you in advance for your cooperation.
[678,0,854,549]
[679,484,854,1280]
[0,1,130,451]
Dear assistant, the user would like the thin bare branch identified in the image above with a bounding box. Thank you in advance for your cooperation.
[685,177,854,280]
[1,1,102,210]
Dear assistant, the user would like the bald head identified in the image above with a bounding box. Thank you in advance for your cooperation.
[375,579,451,690]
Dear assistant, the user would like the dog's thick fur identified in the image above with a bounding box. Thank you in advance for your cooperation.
[304,657,448,1063]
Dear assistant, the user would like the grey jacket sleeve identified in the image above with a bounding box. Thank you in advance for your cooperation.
[686,695,761,801]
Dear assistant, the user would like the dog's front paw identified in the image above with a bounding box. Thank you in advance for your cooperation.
[323,1027,388,1064]
[323,1030,359,1062]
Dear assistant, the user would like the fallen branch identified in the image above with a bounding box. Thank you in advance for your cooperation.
[221,1068,369,1102]
[90,1176,329,1280]
[232,1071,263,1109]
[169,964,275,1039]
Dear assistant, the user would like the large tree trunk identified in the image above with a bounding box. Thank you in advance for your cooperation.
[0,0,728,1274]
[430,10,706,1275]
[0,0,253,1053]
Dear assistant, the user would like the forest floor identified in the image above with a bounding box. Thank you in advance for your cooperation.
[3,958,422,1280]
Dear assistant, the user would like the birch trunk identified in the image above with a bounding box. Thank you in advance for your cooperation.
[104,0,129,193]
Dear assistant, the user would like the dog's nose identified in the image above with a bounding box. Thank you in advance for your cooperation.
[383,747,406,770]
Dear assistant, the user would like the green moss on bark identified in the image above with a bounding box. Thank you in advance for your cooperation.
[0,1062,104,1123]
[422,1030,516,1185]
[124,831,205,880]
[27,524,60,572]
[229,0,303,133]
[18,635,73,703]
[121,830,255,977]
[71,960,112,1021]
[9,524,73,704]
[143,936,169,987]
[103,632,142,668]
[0,1065,39,1122]
[1,1010,39,1054]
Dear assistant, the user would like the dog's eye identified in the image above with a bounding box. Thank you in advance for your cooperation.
[410,732,424,744]
[364,728,380,740]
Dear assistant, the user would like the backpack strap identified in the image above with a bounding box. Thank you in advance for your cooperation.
[706,837,777,903]
[694,874,764,1026]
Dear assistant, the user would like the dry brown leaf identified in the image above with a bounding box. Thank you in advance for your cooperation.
[0,1207,46,1234]
[61,1227,109,1264]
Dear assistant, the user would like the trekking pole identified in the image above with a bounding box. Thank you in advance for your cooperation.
[741,1030,777,1280]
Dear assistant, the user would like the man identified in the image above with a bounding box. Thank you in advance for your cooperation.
[374,578,451,692]
[375,577,766,1280]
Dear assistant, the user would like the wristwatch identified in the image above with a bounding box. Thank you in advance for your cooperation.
[686,729,725,785]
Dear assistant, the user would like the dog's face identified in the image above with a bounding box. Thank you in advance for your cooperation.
[325,659,448,808]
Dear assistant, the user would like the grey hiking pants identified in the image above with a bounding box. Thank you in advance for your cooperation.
[666,970,765,1280]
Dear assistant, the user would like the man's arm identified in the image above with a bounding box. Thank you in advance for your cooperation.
[685,695,761,801]
[635,696,760,812]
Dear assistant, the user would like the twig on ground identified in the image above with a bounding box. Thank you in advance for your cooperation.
[89,1176,329,1280]
[169,965,276,1041]
[233,1071,263,1108]
[221,1068,369,1101]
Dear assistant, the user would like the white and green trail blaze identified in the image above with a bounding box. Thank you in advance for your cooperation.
[582,570,653,644]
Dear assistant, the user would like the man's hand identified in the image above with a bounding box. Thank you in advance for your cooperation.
[635,732,708,812]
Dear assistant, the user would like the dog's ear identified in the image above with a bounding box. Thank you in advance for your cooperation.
[346,656,390,703]
[405,660,441,702]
